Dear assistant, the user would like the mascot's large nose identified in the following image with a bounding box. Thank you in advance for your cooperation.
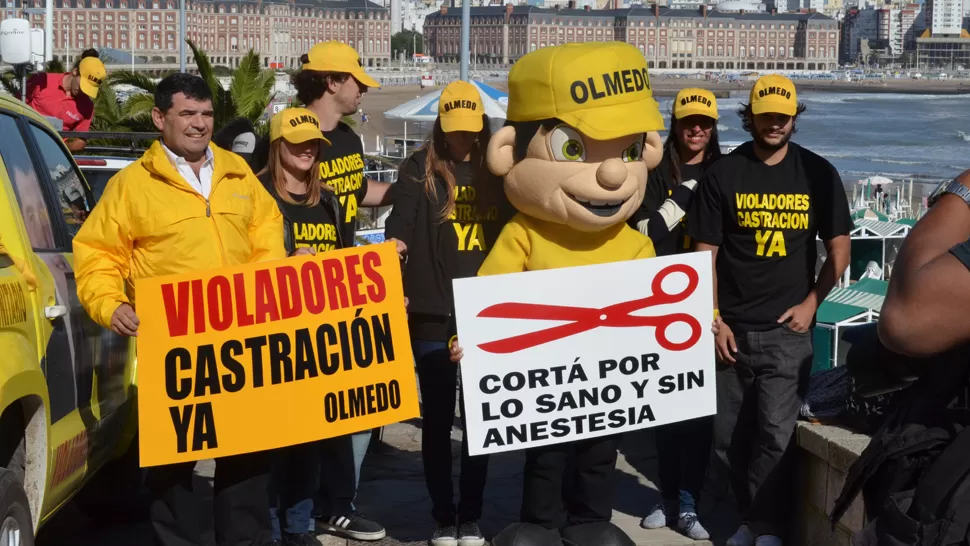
[596,158,627,190]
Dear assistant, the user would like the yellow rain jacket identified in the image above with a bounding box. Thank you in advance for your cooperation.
[73,141,285,329]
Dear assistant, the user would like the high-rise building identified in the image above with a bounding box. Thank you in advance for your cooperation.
[841,6,877,61]
[925,0,962,35]
[391,0,402,34]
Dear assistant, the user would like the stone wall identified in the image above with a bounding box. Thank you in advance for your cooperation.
[792,422,871,546]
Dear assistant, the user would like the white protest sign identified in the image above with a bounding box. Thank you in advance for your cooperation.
[454,252,716,456]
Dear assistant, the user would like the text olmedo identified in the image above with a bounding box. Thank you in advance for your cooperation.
[135,244,420,467]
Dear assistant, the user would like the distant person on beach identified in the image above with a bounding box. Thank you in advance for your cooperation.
[689,75,852,546]
[385,81,513,546]
[250,40,393,543]
[25,48,105,152]
[628,87,722,541]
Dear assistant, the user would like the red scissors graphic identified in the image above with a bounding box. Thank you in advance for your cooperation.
[476,263,701,354]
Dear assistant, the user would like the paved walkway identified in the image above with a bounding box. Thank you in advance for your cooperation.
[37,421,739,545]
[343,420,739,546]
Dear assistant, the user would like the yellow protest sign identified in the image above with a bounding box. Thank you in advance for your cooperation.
[135,242,417,467]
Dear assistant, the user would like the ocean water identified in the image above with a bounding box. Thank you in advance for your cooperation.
[657,92,970,186]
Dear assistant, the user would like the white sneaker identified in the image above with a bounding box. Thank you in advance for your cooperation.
[677,512,710,541]
[727,524,755,546]
[640,504,669,529]
[755,535,783,546]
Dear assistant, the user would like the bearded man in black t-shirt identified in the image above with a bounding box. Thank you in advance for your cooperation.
[688,75,852,546]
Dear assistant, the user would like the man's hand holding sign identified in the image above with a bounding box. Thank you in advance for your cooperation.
[453,252,715,456]
[135,242,418,467]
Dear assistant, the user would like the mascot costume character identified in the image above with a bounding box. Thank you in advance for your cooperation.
[480,41,664,546]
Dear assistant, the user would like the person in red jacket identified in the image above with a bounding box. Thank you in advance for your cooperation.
[25,49,106,152]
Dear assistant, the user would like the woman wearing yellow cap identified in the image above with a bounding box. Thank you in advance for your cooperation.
[258,107,350,546]
[385,81,513,546]
[629,87,722,541]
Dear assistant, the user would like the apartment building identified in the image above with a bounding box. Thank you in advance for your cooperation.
[1,0,392,69]
[424,3,840,69]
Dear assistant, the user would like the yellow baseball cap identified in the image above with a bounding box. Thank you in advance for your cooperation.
[438,81,484,133]
[270,108,332,146]
[78,57,106,99]
[673,88,718,120]
[302,41,381,89]
[750,75,797,116]
[506,42,664,140]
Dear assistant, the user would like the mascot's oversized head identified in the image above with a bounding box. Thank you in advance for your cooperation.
[487,42,664,233]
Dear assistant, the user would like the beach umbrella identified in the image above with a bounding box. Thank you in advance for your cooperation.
[384,80,508,122]
[858,175,893,186]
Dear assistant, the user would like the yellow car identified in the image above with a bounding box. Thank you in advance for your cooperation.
[0,93,140,542]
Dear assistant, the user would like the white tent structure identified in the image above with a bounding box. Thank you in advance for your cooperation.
[382,80,508,159]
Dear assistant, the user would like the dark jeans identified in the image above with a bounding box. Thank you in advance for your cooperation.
[312,434,358,518]
[414,338,490,524]
[713,324,813,538]
[146,451,272,546]
[521,435,620,530]
[655,415,714,514]
[269,442,319,539]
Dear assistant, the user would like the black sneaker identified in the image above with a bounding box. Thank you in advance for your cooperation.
[322,512,387,541]
[282,532,323,546]
[431,522,459,546]
[457,521,485,546]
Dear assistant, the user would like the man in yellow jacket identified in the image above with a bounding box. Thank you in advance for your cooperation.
[73,73,284,546]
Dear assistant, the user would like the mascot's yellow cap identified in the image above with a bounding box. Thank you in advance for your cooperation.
[506,42,665,140]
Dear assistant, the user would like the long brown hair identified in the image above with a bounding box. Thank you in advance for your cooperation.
[258,138,327,206]
[422,114,496,222]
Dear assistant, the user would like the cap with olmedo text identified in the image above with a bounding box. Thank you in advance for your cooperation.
[750,74,797,116]
[270,108,332,146]
[673,88,718,120]
[506,42,665,141]
[438,81,484,133]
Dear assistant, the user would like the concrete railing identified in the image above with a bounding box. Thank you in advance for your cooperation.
[792,422,870,545]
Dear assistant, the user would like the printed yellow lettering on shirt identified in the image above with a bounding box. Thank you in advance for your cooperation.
[293,222,337,252]
[569,68,651,105]
[319,153,365,224]
[733,192,810,258]
[134,243,419,466]
[450,185,499,252]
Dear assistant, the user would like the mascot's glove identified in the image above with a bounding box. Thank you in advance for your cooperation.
[636,178,698,237]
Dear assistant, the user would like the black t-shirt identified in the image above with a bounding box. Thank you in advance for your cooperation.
[280,191,339,253]
[448,161,509,278]
[643,161,705,256]
[687,142,853,331]
[320,122,369,245]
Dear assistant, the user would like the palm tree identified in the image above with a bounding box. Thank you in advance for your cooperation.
[91,80,156,133]
[108,39,276,134]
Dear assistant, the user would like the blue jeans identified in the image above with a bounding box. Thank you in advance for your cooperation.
[654,416,713,515]
[269,442,319,539]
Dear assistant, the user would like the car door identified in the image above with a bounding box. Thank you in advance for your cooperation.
[23,119,135,449]
[1,111,133,509]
